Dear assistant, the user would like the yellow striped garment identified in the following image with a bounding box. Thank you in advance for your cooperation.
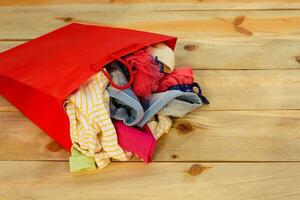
[147,114,172,140]
[65,71,131,169]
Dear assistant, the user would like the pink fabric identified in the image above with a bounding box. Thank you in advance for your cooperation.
[158,67,194,92]
[124,48,164,99]
[114,120,156,163]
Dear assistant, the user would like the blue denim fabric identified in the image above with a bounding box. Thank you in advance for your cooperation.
[107,62,144,126]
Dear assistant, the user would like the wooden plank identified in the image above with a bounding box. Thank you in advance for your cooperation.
[159,110,300,161]
[176,37,300,69]
[1,110,300,161]
[2,1,300,10]
[2,37,300,70]
[0,161,299,200]
[2,8,300,39]
[0,97,15,111]
[0,0,110,6]
[0,112,69,160]
[1,69,300,111]
[195,69,300,111]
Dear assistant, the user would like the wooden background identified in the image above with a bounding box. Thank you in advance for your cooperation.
[1,0,300,199]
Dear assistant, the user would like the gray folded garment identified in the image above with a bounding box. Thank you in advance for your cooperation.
[159,98,201,118]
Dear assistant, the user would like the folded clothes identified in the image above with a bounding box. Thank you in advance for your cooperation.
[114,120,156,163]
[124,47,164,99]
[107,62,144,126]
[149,43,175,73]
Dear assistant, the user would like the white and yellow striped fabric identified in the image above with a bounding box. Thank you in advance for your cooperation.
[65,71,131,169]
[147,114,172,140]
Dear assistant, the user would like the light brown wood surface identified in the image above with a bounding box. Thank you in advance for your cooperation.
[0,7,300,41]
[3,8,300,39]
[3,0,300,10]
[1,162,300,200]
[1,110,300,161]
[0,2,299,200]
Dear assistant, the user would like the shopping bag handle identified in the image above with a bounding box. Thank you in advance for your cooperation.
[100,53,135,90]
[90,43,139,90]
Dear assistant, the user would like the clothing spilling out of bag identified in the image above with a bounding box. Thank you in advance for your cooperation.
[65,43,209,172]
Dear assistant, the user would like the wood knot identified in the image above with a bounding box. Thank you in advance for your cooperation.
[232,16,253,36]
[176,122,194,134]
[232,16,245,26]
[184,44,198,51]
[295,56,300,64]
[54,16,73,22]
[235,27,253,36]
[188,164,210,176]
[171,154,178,159]
[46,141,63,152]
[64,17,73,22]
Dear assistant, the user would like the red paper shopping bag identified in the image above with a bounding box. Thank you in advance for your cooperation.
[0,23,177,151]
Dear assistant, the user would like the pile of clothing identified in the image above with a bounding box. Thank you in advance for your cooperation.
[65,43,209,172]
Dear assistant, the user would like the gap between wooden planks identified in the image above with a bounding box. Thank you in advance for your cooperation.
[0,161,300,200]
[3,8,300,39]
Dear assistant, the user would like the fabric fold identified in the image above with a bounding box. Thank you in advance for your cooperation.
[114,120,156,163]
[69,147,96,173]
[107,62,144,126]
[147,115,173,140]
[65,71,131,170]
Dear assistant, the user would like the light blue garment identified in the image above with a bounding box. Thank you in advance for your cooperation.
[107,62,144,126]
[107,87,144,126]
[137,91,202,127]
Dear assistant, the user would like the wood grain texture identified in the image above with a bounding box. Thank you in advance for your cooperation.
[0,112,69,160]
[0,161,300,200]
[177,37,300,69]
[2,37,300,70]
[163,110,300,161]
[1,69,300,111]
[195,70,300,110]
[0,97,17,112]
[2,7,300,39]
[2,1,300,10]
[1,110,300,161]
[0,2,299,198]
